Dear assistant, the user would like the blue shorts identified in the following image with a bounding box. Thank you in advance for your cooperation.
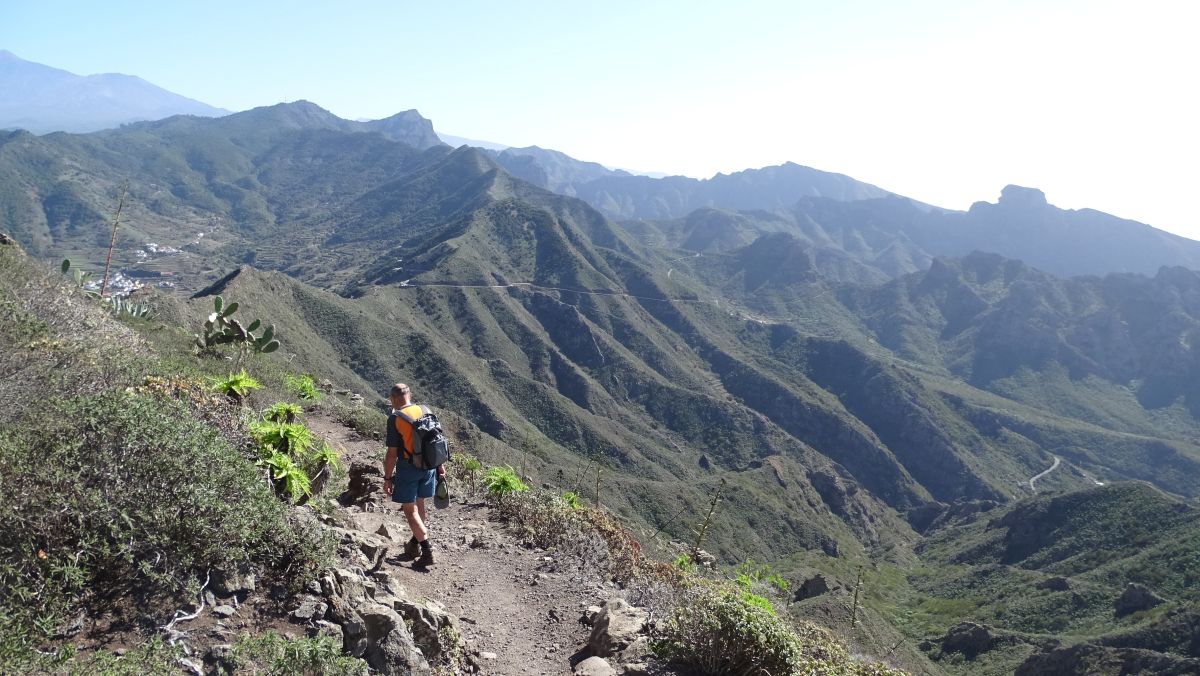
[392,461,436,504]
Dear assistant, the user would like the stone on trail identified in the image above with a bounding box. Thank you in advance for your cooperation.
[211,567,256,597]
[212,605,236,619]
[588,599,648,657]
[361,603,431,676]
[574,655,617,676]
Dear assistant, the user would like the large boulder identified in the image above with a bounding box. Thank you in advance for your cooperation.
[941,622,995,658]
[1115,583,1165,617]
[588,599,647,658]
[794,574,830,601]
[397,598,460,663]
[574,655,616,676]
[361,603,431,676]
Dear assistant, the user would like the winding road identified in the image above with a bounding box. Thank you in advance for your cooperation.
[1028,455,1061,493]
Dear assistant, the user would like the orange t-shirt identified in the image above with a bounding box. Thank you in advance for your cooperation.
[390,403,424,457]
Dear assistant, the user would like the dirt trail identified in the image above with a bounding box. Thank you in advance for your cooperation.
[310,414,609,675]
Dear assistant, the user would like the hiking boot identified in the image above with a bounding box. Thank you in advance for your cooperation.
[415,542,434,568]
[402,537,420,560]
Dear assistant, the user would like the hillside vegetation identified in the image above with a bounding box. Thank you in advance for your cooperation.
[5,104,1200,674]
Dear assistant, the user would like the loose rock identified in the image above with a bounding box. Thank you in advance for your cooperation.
[575,655,617,676]
[588,599,648,658]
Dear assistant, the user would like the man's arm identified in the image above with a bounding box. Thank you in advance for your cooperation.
[384,414,401,495]
[383,445,398,494]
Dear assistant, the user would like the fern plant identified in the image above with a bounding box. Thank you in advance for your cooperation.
[212,370,261,402]
[559,491,582,509]
[285,374,322,401]
[249,419,315,457]
[260,450,311,502]
[263,402,302,423]
[482,465,528,502]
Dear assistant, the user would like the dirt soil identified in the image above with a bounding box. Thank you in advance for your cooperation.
[310,413,617,675]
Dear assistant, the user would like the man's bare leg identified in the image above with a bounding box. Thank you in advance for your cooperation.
[401,502,427,542]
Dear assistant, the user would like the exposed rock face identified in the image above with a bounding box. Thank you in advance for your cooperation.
[396,598,459,663]
[1115,583,1165,617]
[1037,576,1071,591]
[318,566,434,674]
[360,603,430,676]
[343,461,384,504]
[587,599,647,658]
[941,622,995,658]
[794,574,830,601]
[998,185,1049,209]
[0,233,14,246]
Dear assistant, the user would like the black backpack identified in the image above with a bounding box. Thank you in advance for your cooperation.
[395,405,450,469]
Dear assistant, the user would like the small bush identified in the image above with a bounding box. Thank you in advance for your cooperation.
[264,402,302,423]
[559,491,582,509]
[249,415,340,502]
[229,631,365,675]
[657,583,839,675]
[482,465,528,500]
[213,369,261,401]
[450,455,483,499]
[285,373,322,401]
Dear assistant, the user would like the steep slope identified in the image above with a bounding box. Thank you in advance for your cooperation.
[842,253,1200,441]
[185,265,918,562]
[0,49,229,133]
[907,482,1200,674]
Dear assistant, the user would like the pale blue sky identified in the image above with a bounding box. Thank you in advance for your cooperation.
[4,1,1198,238]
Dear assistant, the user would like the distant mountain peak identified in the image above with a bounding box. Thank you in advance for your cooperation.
[0,51,228,133]
[999,185,1048,208]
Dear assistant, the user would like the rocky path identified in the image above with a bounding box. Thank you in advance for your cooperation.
[310,414,610,675]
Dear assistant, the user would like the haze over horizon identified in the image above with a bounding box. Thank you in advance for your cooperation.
[3,0,1197,239]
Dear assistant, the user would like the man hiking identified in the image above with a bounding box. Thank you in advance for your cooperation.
[384,383,440,567]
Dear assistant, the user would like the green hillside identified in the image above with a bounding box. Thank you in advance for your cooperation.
[6,105,1200,673]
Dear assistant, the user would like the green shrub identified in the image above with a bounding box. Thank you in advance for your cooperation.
[249,415,339,502]
[673,554,696,574]
[450,455,483,499]
[560,491,582,509]
[263,402,302,423]
[262,449,312,501]
[285,373,322,401]
[0,391,332,662]
[482,465,528,500]
[213,369,261,401]
[656,583,839,675]
[251,419,316,458]
[229,631,365,675]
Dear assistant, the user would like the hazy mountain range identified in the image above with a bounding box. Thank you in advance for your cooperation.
[4,57,1200,674]
[0,50,229,133]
